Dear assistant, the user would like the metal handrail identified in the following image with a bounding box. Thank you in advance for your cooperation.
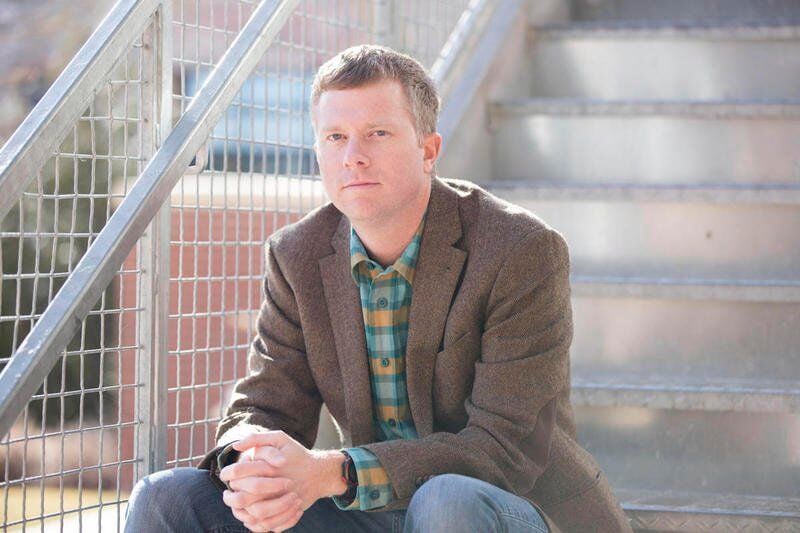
[0,0,301,439]
[0,0,161,224]
[435,0,525,147]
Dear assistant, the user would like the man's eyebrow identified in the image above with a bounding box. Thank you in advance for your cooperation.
[318,121,395,134]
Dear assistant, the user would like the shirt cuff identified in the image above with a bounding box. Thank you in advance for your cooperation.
[331,447,394,511]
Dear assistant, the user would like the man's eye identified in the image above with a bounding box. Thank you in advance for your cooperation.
[327,133,343,141]
[373,130,388,137]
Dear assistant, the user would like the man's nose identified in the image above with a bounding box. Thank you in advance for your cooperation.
[342,139,370,168]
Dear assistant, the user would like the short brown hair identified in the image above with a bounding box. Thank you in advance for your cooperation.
[311,44,440,141]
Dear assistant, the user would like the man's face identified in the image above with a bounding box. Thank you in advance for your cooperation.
[312,79,440,226]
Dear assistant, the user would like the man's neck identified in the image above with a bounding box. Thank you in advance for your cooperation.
[351,188,430,268]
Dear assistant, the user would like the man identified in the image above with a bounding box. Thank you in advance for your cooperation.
[125,45,632,532]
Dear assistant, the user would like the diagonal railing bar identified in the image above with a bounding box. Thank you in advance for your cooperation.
[436,0,525,146]
[0,0,301,440]
[429,0,492,85]
[0,0,161,224]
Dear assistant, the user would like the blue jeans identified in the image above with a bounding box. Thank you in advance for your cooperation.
[124,467,549,532]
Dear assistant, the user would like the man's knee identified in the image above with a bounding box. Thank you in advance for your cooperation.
[406,474,495,530]
[130,468,193,506]
[410,473,483,507]
[125,467,208,528]
[405,474,548,533]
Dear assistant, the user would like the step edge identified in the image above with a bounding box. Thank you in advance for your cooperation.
[482,181,800,205]
[571,377,800,396]
[570,277,800,302]
[531,21,800,40]
[491,98,800,117]
[614,489,800,518]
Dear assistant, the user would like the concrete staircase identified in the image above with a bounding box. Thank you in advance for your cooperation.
[481,0,800,530]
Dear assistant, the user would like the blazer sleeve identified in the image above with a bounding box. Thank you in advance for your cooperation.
[359,227,572,505]
[197,239,323,471]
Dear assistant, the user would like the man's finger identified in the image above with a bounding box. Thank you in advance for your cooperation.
[230,505,257,525]
[233,430,288,452]
[223,488,262,509]
[243,444,287,466]
[228,475,293,497]
[220,461,284,482]
[245,491,301,521]
[250,500,304,533]
[269,508,304,533]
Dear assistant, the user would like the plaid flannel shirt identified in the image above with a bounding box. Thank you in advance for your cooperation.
[331,215,425,511]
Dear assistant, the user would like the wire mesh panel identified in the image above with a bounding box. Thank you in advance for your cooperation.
[395,0,473,67]
[0,16,158,532]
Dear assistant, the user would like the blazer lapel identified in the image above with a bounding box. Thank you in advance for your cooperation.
[319,216,375,446]
[405,178,467,437]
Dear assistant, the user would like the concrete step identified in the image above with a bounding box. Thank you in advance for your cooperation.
[569,292,800,383]
[484,181,800,282]
[616,489,800,531]
[490,99,800,185]
[571,375,800,413]
[529,24,800,100]
[575,406,800,499]
[568,0,800,25]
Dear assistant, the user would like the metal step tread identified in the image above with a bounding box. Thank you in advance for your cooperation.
[532,20,800,40]
[571,375,800,413]
[570,277,800,302]
[491,98,800,117]
[483,180,800,205]
[617,489,800,530]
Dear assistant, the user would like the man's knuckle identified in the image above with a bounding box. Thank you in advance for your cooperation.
[257,477,281,494]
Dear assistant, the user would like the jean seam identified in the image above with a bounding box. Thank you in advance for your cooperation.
[499,511,548,533]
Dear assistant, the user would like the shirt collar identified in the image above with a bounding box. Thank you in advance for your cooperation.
[349,213,426,285]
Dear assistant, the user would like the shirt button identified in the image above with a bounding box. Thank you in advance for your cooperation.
[388,418,397,427]
[370,489,381,500]
[381,358,390,367]
[377,297,388,308]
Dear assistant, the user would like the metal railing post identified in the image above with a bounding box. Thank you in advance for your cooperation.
[373,0,398,48]
[136,0,172,480]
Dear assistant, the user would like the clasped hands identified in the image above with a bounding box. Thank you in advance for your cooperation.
[219,430,346,532]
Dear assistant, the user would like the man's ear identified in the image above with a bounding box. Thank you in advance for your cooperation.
[422,132,442,174]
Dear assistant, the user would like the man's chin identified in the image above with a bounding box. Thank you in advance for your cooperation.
[340,207,384,226]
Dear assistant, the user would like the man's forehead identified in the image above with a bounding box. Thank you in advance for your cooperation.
[317,80,405,105]
[312,80,414,128]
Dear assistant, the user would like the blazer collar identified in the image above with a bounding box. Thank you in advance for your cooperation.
[320,177,467,443]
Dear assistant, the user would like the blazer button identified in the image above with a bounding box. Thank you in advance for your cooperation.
[370,489,381,500]
[377,297,388,308]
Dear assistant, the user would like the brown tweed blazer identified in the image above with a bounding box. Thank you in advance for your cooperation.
[198,177,632,532]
